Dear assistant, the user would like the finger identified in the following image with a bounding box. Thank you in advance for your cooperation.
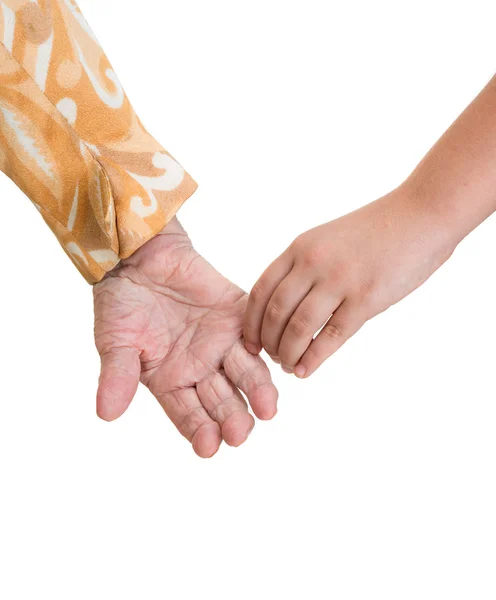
[294,299,365,379]
[278,288,343,371]
[97,347,141,421]
[260,273,313,366]
[244,253,293,355]
[197,371,255,447]
[224,341,278,421]
[158,388,222,459]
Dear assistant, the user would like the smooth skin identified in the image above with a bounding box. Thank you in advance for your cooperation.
[245,75,496,377]
[94,217,278,459]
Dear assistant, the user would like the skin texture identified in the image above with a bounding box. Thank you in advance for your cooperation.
[245,75,496,378]
[94,218,278,458]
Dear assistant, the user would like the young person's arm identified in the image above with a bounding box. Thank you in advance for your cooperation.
[244,75,496,378]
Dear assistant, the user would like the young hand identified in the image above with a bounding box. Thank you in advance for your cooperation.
[244,185,457,378]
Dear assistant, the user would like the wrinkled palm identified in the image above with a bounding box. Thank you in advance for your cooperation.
[93,218,278,458]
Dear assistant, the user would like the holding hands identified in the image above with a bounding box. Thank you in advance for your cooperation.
[3,0,495,458]
[94,74,496,456]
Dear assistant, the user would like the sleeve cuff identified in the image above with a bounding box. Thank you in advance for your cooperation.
[0,0,197,284]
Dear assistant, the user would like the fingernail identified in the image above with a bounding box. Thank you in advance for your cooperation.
[270,356,281,365]
[245,342,261,354]
[282,365,293,374]
[294,365,306,378]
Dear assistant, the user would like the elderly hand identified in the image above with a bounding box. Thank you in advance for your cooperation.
[94,218,278,458]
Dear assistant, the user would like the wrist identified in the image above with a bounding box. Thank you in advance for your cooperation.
[104,217,192,280]
[403,162,496,252]
[396,177,467,252]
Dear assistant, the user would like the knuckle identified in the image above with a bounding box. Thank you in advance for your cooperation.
[178,407,205,440]
[326,262,349,284]
[210,397,237,424]
[321,323,343,343]
[250,282,266,302]
[290,235,307,255]
[266,301,282,322]
[302,244,326,268]
[288,314,311,337]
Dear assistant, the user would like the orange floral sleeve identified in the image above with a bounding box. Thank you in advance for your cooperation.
[0,0,197,283]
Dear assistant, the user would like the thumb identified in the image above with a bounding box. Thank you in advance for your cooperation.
[97,347,141,421]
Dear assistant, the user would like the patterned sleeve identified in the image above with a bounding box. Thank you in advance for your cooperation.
[0,0,197,283]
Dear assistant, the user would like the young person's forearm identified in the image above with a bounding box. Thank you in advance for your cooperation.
[404,75,496,245]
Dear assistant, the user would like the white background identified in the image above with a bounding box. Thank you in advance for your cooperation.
[1,1,495,598]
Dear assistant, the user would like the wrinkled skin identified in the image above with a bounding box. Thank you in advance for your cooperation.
[94,218,278,458]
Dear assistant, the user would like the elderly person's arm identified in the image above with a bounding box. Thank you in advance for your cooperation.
[0,0,278,457]
[0,0,196,281]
